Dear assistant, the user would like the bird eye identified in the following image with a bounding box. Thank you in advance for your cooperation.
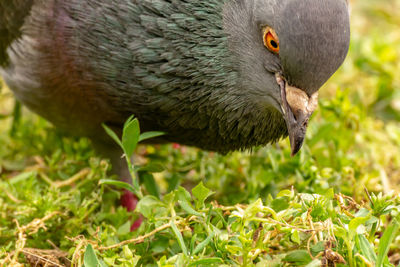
[263,27,279,54]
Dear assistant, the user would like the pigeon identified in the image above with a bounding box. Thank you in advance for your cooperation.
[0,0,350,213]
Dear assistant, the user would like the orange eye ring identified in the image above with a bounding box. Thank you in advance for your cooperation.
[263,27,280,54]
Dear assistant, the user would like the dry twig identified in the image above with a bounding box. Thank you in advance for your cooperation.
[2,211,62,266]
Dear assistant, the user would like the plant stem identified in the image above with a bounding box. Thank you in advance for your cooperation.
[368,222,378,243]
[126,156,143,198]
[345,240,354,267]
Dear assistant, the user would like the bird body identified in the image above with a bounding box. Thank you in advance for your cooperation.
[1,0,350,154]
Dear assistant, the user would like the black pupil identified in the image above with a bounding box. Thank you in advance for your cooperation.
[270,40,278,49]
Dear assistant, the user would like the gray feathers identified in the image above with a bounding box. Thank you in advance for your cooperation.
[0,0,350,153]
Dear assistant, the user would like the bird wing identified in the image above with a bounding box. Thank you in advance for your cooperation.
[0,0,34,66]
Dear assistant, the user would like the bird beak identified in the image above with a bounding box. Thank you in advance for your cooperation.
[276,75,318,156]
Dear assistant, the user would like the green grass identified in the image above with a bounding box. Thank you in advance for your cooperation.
[1,0,400,266]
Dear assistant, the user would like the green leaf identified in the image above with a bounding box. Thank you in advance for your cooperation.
[102,124,123,149]
[130,255,141,266]
[356,234,377,262]
[333,225,347,240]
[121,116,140,157]
[192,182,213,209]
[136,195,166,218]
[310,241,325,256]
[117,221,131,236]
[99,179,136,193]
[291,230,301,245]
[170,220,188,256]
[176,187,192,203]
[178,200,203,217]
[271,197,290,212]
[283,250,312,265]
[348,215,371,239]
[324,188,335,200]
[188,258,223,266]
[98,260,108,267]
[141,173,160,199]
[245,199,264,219]
[377,218,400,267]
[277,189,293,198]
[163,191,176,206]
[123,245,134,259]
[193,232,214,255]
[84,244,100,267]
[139,131,165,142]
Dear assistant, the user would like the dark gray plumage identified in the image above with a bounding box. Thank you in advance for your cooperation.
[0,0,350,167]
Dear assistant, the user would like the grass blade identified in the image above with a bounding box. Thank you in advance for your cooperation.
[171,220,188,256]
[10,100,21,137]
[376,218,400,267]
[193,232,214,255]
[356,234,377,262]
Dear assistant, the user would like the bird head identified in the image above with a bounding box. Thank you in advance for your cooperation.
[223,0,350,155]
